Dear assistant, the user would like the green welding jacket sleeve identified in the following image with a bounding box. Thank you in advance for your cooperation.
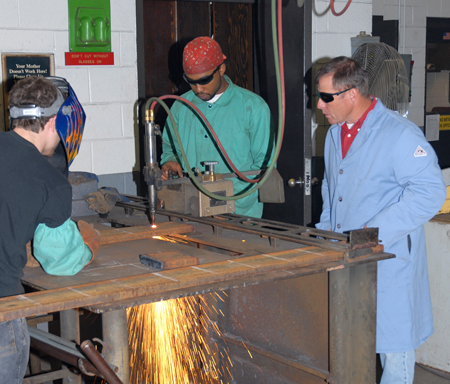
[33,218,93,276]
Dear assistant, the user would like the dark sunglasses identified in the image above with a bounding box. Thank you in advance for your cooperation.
[318,86,355,103]
[183,65,221,86]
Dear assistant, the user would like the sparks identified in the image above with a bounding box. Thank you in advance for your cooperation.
[127,293,233,383]
[151,235,188,244]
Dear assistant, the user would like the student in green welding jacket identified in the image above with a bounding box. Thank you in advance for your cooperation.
[160,36,274,218]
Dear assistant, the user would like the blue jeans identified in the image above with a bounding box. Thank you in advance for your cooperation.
[380,350,415,384]
[0,318,30,384]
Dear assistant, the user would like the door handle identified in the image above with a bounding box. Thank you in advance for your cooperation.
[287,177,319,188]
[287,177,304,188]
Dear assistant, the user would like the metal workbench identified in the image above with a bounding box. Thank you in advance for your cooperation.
[0,206,393,384]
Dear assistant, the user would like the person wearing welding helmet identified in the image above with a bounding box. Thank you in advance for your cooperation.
[0,76,99,383]
[160,36,274,218]
[315,57,446,384]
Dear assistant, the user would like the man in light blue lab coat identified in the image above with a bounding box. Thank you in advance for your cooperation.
[315,56,446,384]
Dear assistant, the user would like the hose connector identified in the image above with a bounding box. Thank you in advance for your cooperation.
[145,109,154,123]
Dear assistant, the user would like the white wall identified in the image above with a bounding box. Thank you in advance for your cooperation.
[0,0,388,181]
[0,0,139,186]
[311,0,374,156]
[3,0,448,183]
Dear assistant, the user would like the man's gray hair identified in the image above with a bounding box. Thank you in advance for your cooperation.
[315,56,370,98]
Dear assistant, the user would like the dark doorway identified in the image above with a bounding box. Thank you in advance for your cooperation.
[136,0,313,225]
[424,17,450,169]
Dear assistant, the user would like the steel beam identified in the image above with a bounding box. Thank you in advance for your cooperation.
[329,261,377,383]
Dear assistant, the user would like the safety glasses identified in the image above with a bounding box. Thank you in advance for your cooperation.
[183,65,221,86]
[318,86,355,103]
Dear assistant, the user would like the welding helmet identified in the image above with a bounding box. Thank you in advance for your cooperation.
[9,76,86,166]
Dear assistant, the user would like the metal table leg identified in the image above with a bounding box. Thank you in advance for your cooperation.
[61,309,81,384]
[102,309,130,384]
[329,262,377,384]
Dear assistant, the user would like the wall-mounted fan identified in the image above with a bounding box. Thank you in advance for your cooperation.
[352,42,410,117]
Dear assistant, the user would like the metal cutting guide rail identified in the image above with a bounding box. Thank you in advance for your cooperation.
[117,194,383,259]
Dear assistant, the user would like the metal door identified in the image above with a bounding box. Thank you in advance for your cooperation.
[256,0,313,226]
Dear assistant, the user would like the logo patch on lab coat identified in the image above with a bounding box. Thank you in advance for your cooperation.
[414,145,427,157]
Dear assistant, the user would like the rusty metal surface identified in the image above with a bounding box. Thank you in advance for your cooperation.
[116,196,384,259]
[96,221,194,245]
[140,251,199,270]
[0,217,393,322]
[81,340,124,384]
[12,211,391,384]
[213,262,378,384]
[221,332,329,379]
[79,250,385,314]
[328,262,377,383]
[349,227,378,249]
[220,274,329,376]
[22,236,239,290]
[3,245,351,321]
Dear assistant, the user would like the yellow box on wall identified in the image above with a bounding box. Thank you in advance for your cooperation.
[439,115,450,130]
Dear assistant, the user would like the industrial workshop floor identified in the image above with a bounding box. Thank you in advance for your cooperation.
[375,357,450,384]
[414,364,450,383]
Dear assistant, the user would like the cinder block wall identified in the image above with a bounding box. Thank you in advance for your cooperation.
[312,0,374,156]
[0,0,139,194]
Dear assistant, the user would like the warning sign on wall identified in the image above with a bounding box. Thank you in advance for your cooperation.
[65,52,114,66]
[439,115,450,130]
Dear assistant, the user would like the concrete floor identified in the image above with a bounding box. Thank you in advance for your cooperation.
[376,357,450,384]
[414,364,450,384]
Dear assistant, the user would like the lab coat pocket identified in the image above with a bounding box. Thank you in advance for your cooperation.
[377,246,411,294]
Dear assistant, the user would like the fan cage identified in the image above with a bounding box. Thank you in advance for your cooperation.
[352,42,410,116]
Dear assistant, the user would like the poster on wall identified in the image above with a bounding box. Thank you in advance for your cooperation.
[1,53,54,130]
